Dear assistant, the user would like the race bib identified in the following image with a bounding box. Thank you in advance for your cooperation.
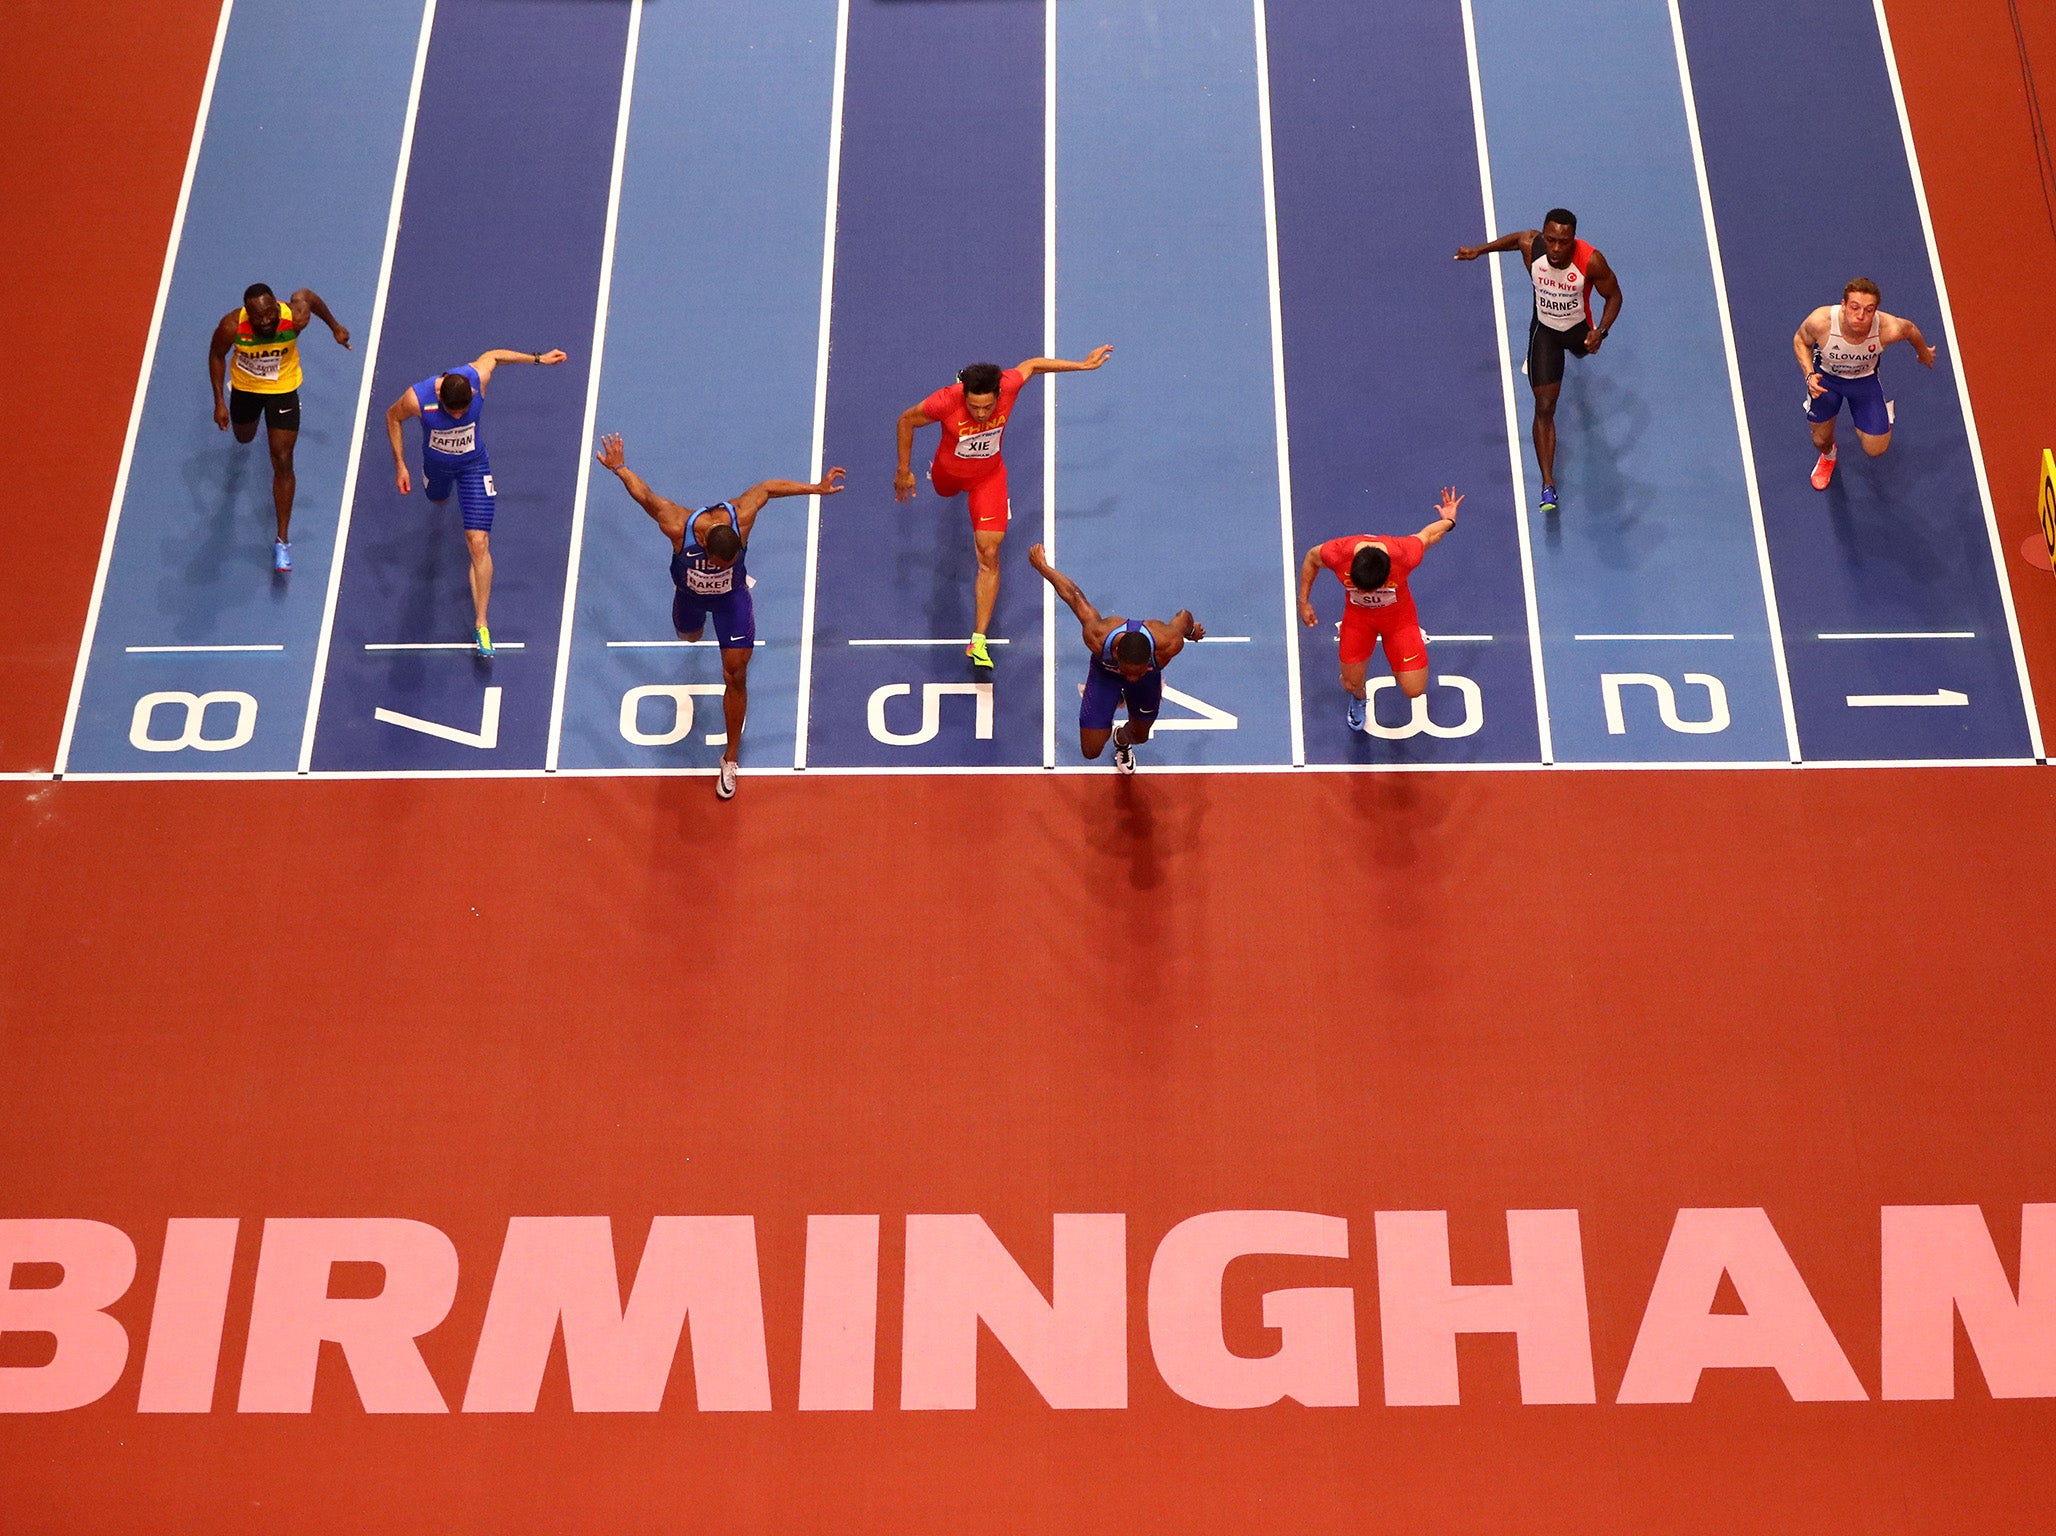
[685,564,735,596]
[481,473,496,498]
[954,426,1003,460]
[1349,586,1396,608]
[428,422,477,456]
[236,350,283,382]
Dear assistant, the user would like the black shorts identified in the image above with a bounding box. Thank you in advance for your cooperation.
[1526,315,1592,390]
[229,387,301,433]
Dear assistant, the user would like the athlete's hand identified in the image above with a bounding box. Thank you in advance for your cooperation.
[1454,245,1483,261]
[1186,620,1206,641]
[1027,543,1051,572]
[1917,344,1937,369]
[537,349,568,365]
[1081,343,1115,370]
[213,400,229,431]
[1298,599,1319,628]
[330,323,353,350]
[894,469,917,502]
[815,466,847,496]
[1805,370,1827,398]
[1583,330,1605,354]
[396,464,412,496]
[1435,487,1464,521]
[595,433,626,472]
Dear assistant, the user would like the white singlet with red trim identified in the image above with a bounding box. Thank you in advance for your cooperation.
[1816,305,1884,379]
[1530,238,1595,332]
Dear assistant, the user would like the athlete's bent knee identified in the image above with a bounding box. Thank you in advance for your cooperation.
[1396,670,1429,699]
[1859,433,1890,457]
[677,629,705,643]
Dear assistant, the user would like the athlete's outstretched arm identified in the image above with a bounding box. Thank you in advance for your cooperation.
[290,288,351,349]
[1150,611,1206,664]
[1583,250,1623,352]
[894,402,933,502]
[471,348,568,390]
[384,387,423,495]
[1015,345,1114,380]
[208,314,237,430]
[1454,230,1536,261]
[1027,545,1105,635]
[1882,313,1937,367]
[732,468,846,534]
[1297,545,1330,627]
[595,434,688,542]
[1415,487,1463,548]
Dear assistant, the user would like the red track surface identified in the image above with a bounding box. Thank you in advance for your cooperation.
[3,3,2053,1532]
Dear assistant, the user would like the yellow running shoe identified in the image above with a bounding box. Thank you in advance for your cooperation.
[474,623,494,658]
[965,633,993,670]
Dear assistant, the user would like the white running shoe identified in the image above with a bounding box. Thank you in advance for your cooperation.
[273,540,292,573]
[1112,727,1135,774]
[716,759,738,799]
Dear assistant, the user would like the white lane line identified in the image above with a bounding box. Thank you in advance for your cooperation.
[124,644,284,654]
[793,0,852,772]
[846,638,1012,647]
[1846,690,1969,708]
[545,0,643,772]
[1042,0,1058,769]
[606,639,766,648]
[1574,632,1735,641]
[1461,0,1554,764]
[53,0,237,776]
[1874,0,2044,761]
[1669,0,1802,763]
[365,642,525,651]
[1428,634,1495,643]
[1253,0,1306,768]
[1817,630,1975,640]
[296,0,441,773]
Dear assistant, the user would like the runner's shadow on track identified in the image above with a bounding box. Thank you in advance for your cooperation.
[1542,375,1653,564]
[1819,440,1959,581]
[1051,771,1206,902]
[1339,773,1453,882]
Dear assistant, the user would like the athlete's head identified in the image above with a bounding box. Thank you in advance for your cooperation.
[1113,628,1154,680]
[1841,277,1881,333]
[1540,209,1578,266]
[1350,544,1391,593]
[437,372,474,415]
[958,362,1004,422]
[702,519,743,568]
[243,282,280,334]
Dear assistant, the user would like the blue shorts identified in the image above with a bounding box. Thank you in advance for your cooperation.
[427,461,497,531]
[1080,665,1162,733]
[1804,371,1890,436]
[673,586,756,651]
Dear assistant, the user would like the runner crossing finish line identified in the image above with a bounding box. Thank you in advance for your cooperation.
[894,346,1114,670]
[385,348,568,657]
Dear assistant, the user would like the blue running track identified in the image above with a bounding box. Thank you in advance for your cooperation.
[1469,0,1793,764]
[309,0,631,772]
[1678,0,2037,763]
[62,0,2050,778]
[802,0,1046,770]
[555,0,839,776]
[1269,0,1542,766]
[63,0,426,774]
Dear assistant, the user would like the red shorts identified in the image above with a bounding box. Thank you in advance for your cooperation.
[930,460,1009,532]
[1340,608,1427,674]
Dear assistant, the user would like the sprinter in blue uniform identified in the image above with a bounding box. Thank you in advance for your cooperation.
[1027,544,1203,774]
[385,346,567,656]
[596,433,844,800]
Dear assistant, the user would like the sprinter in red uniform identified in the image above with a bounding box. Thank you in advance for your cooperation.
[1298,487,1463,732]
[893,345,1113,670]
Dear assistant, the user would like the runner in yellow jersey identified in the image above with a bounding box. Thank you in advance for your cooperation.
[208,282,350,572]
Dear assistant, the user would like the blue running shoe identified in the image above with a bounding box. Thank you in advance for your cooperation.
[1539,483,1559,513]
[1346,694,1367,733]
[273,540,292,573]
[474,623,494,659]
